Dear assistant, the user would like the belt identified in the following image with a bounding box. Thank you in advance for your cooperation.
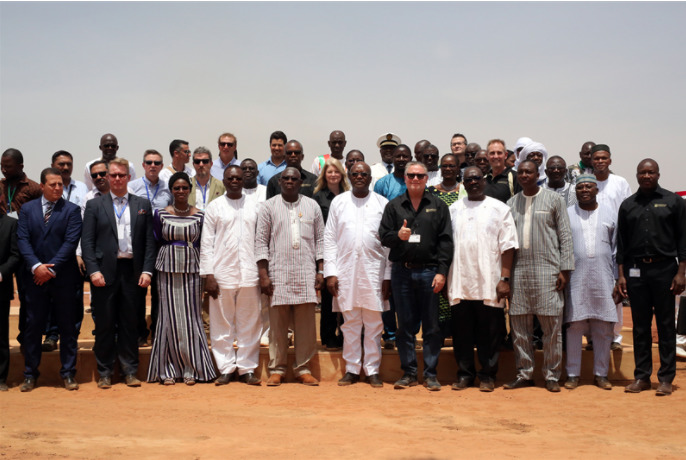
[402,262,437,269]
[637,257,668,264]
[165,240,200,248]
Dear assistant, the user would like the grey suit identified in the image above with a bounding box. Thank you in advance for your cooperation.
[81,193,155,378]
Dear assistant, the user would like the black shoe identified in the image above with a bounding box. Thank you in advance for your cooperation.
[97,376,112,389]
[63,376,79,391]
[0,381,8,392]
[367,374,383,388]
[215,373,232,386]
[423,376,441,391]
[503,377,535,390]
[42,338,58,352]
[479,379,495,392]
[20,378,36,392]
[239,372,262,386]
[451,376,474,391]
[383,339,396,350]
[393,373,418,389]
[138,337,149,347]
[545,379,561,392]
[338,372,360,386]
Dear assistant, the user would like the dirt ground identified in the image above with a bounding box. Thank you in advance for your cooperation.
[2,366,686,460]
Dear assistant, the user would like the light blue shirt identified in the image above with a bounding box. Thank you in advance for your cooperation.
[128,176,172,211]
[62,179,88,207]
[373,174,406,201]
[257,158,287,186]
[210,156,240,181]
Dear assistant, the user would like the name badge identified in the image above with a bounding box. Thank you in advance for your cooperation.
[118,224,126,240]
[629,268,640,278]
[409,234,421,243]
[7,211,18,219]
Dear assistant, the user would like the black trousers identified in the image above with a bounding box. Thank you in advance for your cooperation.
[451,300,504,383]
[92,259,145,378]
[627,259,678,383]
[319,288,341,347]
[0,299,9,382]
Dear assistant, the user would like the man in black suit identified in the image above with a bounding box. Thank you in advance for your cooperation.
[81,158,155,389]
[0,212,20,391]
[16,168,82,392]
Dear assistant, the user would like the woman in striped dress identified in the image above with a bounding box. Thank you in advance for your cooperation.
[147,172,217,385]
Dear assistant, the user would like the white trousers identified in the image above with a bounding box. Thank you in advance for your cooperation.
[613,301,623,343]
[209,286,261,375]
[340,308,384,376]
[566,319,614,378]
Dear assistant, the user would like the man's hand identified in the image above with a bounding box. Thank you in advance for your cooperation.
[671,272,686,296]
[327,276,339,297]
[315,273,324,291]
[431,273,445,294]
[33,264,56,286]
[615,276,628,299]
[138,273,151,288]
[205,274,219,299]
[398,219,411,241]
[90,272,106,287]
[555,271,570,291]
[259,274,274,297]
[496,280,511,301]
[382,280,391,300]
[76,256,86,277]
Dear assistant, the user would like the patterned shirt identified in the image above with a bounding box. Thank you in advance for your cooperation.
[255,195,324,306]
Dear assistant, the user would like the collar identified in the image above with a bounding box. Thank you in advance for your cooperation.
[41,196,58,207]
[268,158,286,167]
[110,191,129,201]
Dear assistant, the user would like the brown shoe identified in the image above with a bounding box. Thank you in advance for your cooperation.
[367,374,383,388]
[97,376,112,389]
[625,379,651,393]
[266,373,283,386]
[610,342,622,351]
[656,381,673,396]
[564,376,580,390]
[594,375,612,390]
[63,376,79,391]
[297,373,319,386]
[125,374,142,387]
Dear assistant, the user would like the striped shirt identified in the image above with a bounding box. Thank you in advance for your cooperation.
[255,195,324,306]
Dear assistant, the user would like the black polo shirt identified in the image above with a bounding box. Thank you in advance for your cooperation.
[485,167,521,204]
[266,168,318,199]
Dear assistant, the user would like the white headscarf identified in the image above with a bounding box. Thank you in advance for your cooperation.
[518,141,548,185]
[513,137,533,168]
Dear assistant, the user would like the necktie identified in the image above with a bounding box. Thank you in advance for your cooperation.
[44,202,54,225]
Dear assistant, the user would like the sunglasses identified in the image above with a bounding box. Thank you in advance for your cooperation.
[193,159,211,164]
[102,144,118,149]
[406,173,427,180]
[350,171,369,178]
[108,173,127,179]
[90,171,107,179]
[225,177,243,182]
[286,150,302,155]
[219,142,235,148]
[463,176,483,183]
[144,160,162,166]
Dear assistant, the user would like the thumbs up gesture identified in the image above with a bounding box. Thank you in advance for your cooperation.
[398,219,411,241]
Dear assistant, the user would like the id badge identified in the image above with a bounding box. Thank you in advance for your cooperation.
[629,268,641,278]
[118,224,126,240]
[409,234,421,244]
[7,211,18,219]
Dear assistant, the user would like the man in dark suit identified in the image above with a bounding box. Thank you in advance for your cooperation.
[0,213,20,391]
[16,168,82,392]
[81,158,155,389]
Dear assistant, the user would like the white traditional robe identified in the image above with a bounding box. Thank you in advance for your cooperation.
[596,174,632,215]
[323,191,391,312]
[447,196,518,307]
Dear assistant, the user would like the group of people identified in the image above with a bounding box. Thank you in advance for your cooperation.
[0,129,684,397]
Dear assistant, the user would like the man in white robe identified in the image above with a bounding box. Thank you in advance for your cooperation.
[324,162,391,388]
[200,166,262,386]
[447,167,518,392]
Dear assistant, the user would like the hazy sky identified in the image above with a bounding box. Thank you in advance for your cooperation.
[2,1,685,191]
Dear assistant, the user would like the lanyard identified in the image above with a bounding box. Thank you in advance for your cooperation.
[6,185,16,211]
[63,183,73,202]
[197,180,208,206]
[113,199,128,222]
[144,180,160,203]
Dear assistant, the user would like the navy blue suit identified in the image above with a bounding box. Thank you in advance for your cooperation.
[0,215,20,384]
[17,198,82,379]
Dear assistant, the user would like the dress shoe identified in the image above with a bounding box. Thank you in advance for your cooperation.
[215,373,231,386]
[125,374,142,387]
[297,373,319,386]
[625,379,651,393]
[610,341,622,351]
[20,378,36,392]
[545,380,561,392]
[503,377,535,390]
[367,374,383,388]
[393,373,418,389]
[338,372,360,386]
[324,341,342,351]
[383,339,396,350]
[163,378,175,386]
[42,338,58,352]
[63,376,79,391]
[564,376,580,390]
[479,380,495,392]
[0,381,8,392]
[97,376,112,389]
[138,337,149,347]
[451,377,474,391]
[585,341,594,351]
[423,376,441,391]
[594,375,612,390]
[266,373,283,386]
[239,372,262,386]
[655,381,673,396]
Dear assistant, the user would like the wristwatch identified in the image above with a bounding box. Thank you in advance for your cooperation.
[500,277,510,282]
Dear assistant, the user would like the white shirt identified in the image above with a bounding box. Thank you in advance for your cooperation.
[243,184,267,207]
[199,194,259,289]
[62,179,89,207]
[426,170,442,187]
[596,174,632,214]
[111,192,132,258]
[447,196,519,307]
[159,164,195,186]
[323,191,391,312]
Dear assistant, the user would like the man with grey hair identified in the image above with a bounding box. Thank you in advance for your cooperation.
[189,147,225,210]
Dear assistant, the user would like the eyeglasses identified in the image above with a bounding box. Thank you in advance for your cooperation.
[219,142,235,148]
[463,176,483,183]
[172,185,190,191]
[406,173,427,180]
[225,177,243,182]
[281,176,301,182]
[144,160,162,166]
[90,171,107,179]
[350,172,369,178]
[193,159,211,164]
[178,149,191,155]
[108,173,128,179]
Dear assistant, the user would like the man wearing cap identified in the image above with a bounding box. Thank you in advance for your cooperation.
[567,141,596,185]
[591,143,632,350]
[370,133,400,187]
[617,159,686,396]
[564,174,617,390]
[311,130,347,177]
